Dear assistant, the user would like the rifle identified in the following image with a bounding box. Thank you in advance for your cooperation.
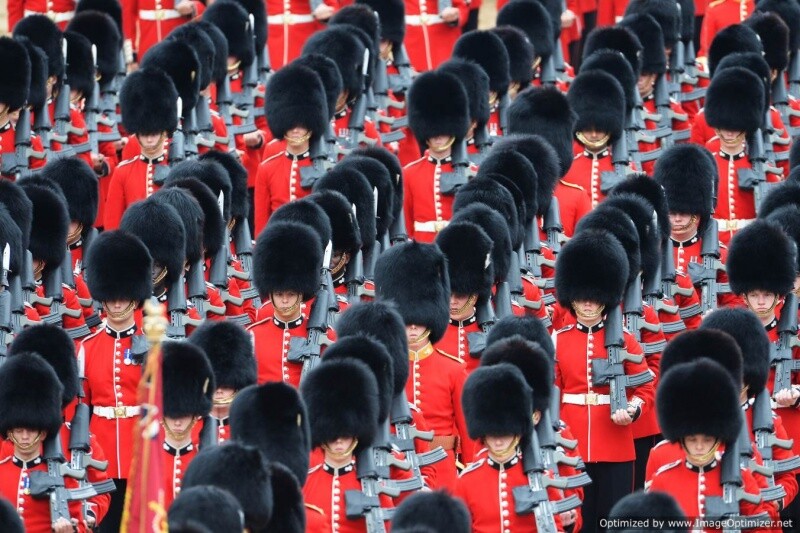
[387,44,414,98]
[342,49,372,152]
[642,243,678,318]
[549,386,585,470]
[591,306,653,417]
[509,248,542,314]
[738,130,782,214]
[789,51,800,100]
[167,98,186,167]
[0,107,45,179]
[536,392,591,489]
[216,74,238,144]
[539,53,557,87]
[668,23,686,100]
[229,16,258,136]
[9,268,36,335]
[230,220,259,303]
[753,388,800,495]
[736,410,785,504]
[389,393,447,485]
[183,106,200,160]
[600,130,632,194]
[497,92,510,137]
[38,262,91,340]
[661,239,693,305]
[59,243,101,330]
[84,47,101,155]
[166,273,199,339]
[389,209,409,244]
[198,415,220,450]
[523,219,548,288]
[299,134,332,189]
[466,297,495,360]
[622,274,660,342]
[687,218,729,314]
[210,194,248,325]
[770,292,800,396]
[188,259,225,320]
[543,198,565,257]
[438,139,470,195]
[0,245,11,359]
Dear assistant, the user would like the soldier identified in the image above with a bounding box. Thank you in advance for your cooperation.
[122,0,205,63]
[266,0,337,69]
[437,59,491,164]
[194,22,233,155]
[489,26,535,102]
[403,70,470,243]
[8,0,76,31]
[403,0,468,72]
[496,0,553,87]
[103,68,178,230]
[78,230,152,533]
[699,0,755,57]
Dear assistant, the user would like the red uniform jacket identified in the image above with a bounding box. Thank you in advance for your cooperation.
[390,404,439,490]
[0,121,47,180]
[765,319,800,457]
[631,304,665,440]
[562,145,615,209]
[698,0,755,58]
[266,0,340,70]
[403,153,463,243]
[437,315,482,374]
[103,153,167,230]
[554,321,655,463]
[333,109,382,155]
[596,0,627,26]
[672,233,742,308]
[253,149,315,236]
[122,0,205,59]
[553,179,592,238]
[162,441,198,510]
[7,0,76,31]
[33,282,90,344]
[404,0,469,72]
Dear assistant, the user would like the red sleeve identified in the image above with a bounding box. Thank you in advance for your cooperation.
[121,0,139,52]
[772,415,799,509]
[452,365,475,464]
[192,0,205,16]
[452,0,470,27]
[624,334,655,417]
[103,168,127,230]
[698,9,718,59]
[61,287,89,336]
[7,0,24,32]
[403,168,414,240]
[410,408,438,489]
[254,161,270,237]
[86,432,112,525]
[121,134,140,160]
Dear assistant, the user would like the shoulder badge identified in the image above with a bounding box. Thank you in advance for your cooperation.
[437,349,464,364]
[555,324,574,334]
[653,459,682,477]
[305,503,325,515]
[307,464,323,475]
[559,179,585,191]
[459,459,485,477]
[117,157,137,168]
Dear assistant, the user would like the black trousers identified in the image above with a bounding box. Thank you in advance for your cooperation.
[582,461,634,533]
[781,475,800,532]
[99,478,127,533]
[694,16,704,57]
[462,8,479,33]
[572,10,597,69]
[633,434,661,490]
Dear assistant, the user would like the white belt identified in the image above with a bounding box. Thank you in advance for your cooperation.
[414,220,449,233]
[405,14,444,26]
[562,393,611,406]
[267,13,315,24]
[93,405,141,419]
[718,218,754,232]
[138,9,182,21]
[25,9,74,23]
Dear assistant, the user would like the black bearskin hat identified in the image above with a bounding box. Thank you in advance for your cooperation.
[555,228,629,309]
[619,14,666,75]
[302,26,365,100]
[302,358,379,450]
[66,10,121,84]
[439,58,491,130]
[330,5,380,81]
[198,151,248,223]
[658,358,741,443]
[436,221,494,301]
[508,86,576,177]
[486,315,555,357]
[576,205,641,283]
[765,206,800,272]
[0,180,33,250]
[708,24,763,76]
[408,70,470,152]
[162,341,214,418]
[0,205,23,276]
[481,335,553,414]
[265,462,305,533]
[453,176,521,249]
[603,193,661,280]
[165,178,226,257]
[38,158,98,231]
[140,39,201,114]
[230,382,310,483]
[270,199,332,251]
[728,219,796,296]
[75,0,122,31]
[477,149,538,223]
[716,51,771,116]
[374,241,450,344]
[700,308,771,398]
[13,15,64,81]
[492,134,560,217]
[17,37,48,109]
[253,221,322,300]
[85,230,153,303]
[291,54,343,121]
[745,12,790,72]
[463,364,533,441]
[350,146,404,220]
[169,486,244,533]
[453,30,511,96]
[610,492,687,532]
[0,352,63,436]
[357,0,404,45]
[232,0,267,51]
[266,64,328,140]
[188,321,256,391]
[568,69,625,142]
[150,188,204,265]
[308,190,361,257]
[314,165,376,254]
[20,182,68,271]
[0,37,30,110]
[653,144,717,229]
[760,181,800,218]
[202,0,255,68]
[0,497,24,533]
[64,31,94,98]
[704,67,764,134]
[580,50,637,112]
[611,173,671,241]
[119,199,186,288]
[336,301,410,395]
[583,26,643,77]
[497,0,554,63]
[120,67,178,134]
[757,0,800,56]
[338,155,396,240]
[182,442,273,532]
[491,26,535,86]
[167,159,232,222]
[451,203,512,284]
[624,0,679,49]
[9,325,79,408]
[393,492,471,533]
[196,21,229,86]
[168,23,215,90]
[660,329,743,386]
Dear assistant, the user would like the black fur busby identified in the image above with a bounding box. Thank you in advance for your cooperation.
[555,228,629,309]
[708,24,763,76]
[610,173,671,241]
[167,159,232,222]
[357,0,404,45]
[603,192,661,280]
[198,151,248,223]
[162,341,215,418]
[330,5,380,81]
[488,172,528,231]
[314,165,376,254]
[64,31,94,98]
[308,190,361,257]
[580,50,637,112]
[322,335,395,424]
[463,363,533,440]
[166,178,226,257]
[229,382,310,483]
[496,0,554,63]
[13,15,64,81]
[653,144,717,229]
[568,69,625,143]
[374,241,450,344]
[704,67,764,134]
[182,442,273,532]
[508,87,576,177]
[336,301,410,395]
[0,352,63,436]
[660,329,743,385]
[291,54,343,121]
[453,30,511,97]
[583,26,643,77]
[0,37,31,110]
[202,0,255,68]
[436,221,494,301]
[700,308,771,397]
[745,12,790,72]
[0,180,33,250]
[169,486,244,533]
[657,358,741,443]
[302,358,379,450]
[351,146,404,220]
[8,325,79,408]
[490,134,560,217]
[619,14,666,75]
[451,203,512,284]
[576,205,641,283]
[624,0,679,49]
[0,205,22,276]
[453,176,521,249]
[330,24,377,91]
[491,26,535,86]
[232,0,267,51]
[270,199,332,250]
[407,70,470,152]
[150,188,204,265]
[728,219,797,295]
[338,155,396,239]
[477,148,538,223]
[757,0,800,55]
[18,37,48,109]
[265,64,328,140]
[75,0,122,31]
[84,230,153,303]
[140,39,201,114]
[196,21,229,86]
[0,497,24,533]
[678,0,695,42]
[20,182,68,271]
[38,158,98,231]
[253,221,322,300]
[392,491,471,533]
[486,315,555,357]
[302,26,365,100]
[265,462,305,533]
[765,206,800,272]
[759,181,800,219]
[481,335,553,414]
[439,58,491,130]
[716,51,771,116]
[119,199,186,288]
[188,321,256,391]
[120,67,178,135]
[66,10,121,84]
[609,491,687,532]
[168,23,215,90]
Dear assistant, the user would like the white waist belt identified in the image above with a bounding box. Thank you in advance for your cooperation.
[414,220,449,233]
[562,393,611,406]
[717,218,754,232]
[267,13,315,24]
[93,405,141,419]
[138,9,182,21]
[405,14,444,26]
[25,9,74,23]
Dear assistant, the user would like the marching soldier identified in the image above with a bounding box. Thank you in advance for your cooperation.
[267,0,338,69]
[122,0,205,64]
[403,0,468,72]
[699,0,755,57]
[490,26,535,102]
[8,0,76,31]
[0,38,33,179]
[438,58,490,162]
[495,0,553,88]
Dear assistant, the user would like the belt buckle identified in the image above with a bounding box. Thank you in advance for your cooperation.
[434,220,446,232]
[155,9,165,20]
[47,10,57,21]
[585,392,599,406]
[284,13,294,24]
[114,406,127,418]
[420,13,429,25]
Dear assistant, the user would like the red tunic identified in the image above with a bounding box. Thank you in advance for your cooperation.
[596,0,627,27]
[554,321,655,463]
[562,145,615,209]
[390,404,439,490]
[33,283,90,344]
[631,304,665,440]
[266,0,339,70]
[672,234,742,308]
[553,179,592,238]
[0,121,47,180]
[437,315,483,375]
[103,153,167,230]
[333,109,382,154]
[122,0,205,59]
[698,0,755,58]
[403,153,462,243]
[162,441,198,510]
[765,320,800,458]
[7,0,76,31]
[403,0,469,72]
[253,149,315,236]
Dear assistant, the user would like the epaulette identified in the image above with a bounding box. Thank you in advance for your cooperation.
[0,456,11,465]
[573,153,582,161]
[307,464,323,475]
[458,459,485,477]
[246,317,272,330]
[653,459,682,477]
[559,179,585,191]
[403,155,427,170]
[437,349,464,364]
[117,157,137,168]
[708,0,726,8]
[555,324,574,334]
[305,503,325,516]
[520,273,537,285]
[262,151,283,165]
[652,439,671,450]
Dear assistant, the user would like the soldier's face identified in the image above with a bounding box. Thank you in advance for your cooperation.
[716,129,745,145]
[137,132,166,152]
[668,213,698,236]
[744,290,778,315]
[579,129,608,144]
[164,416,196,435]
[450,293,476,317]
[406,324,430,346]
[426,135,455,154]
[326,437,355,455]
[682,434,717,462]
[379,40,393,60]
[573,300,603,316]
[637,73,657,97]
[8,428,44,452]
